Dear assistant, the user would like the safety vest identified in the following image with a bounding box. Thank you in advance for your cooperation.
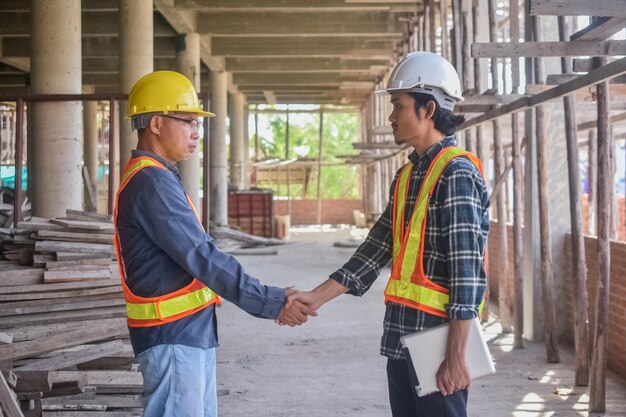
[384,146,485,318]
[114,156,221,328]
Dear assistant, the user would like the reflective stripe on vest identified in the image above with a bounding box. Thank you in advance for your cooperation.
[384,146,485,318]
[114,156,221,328]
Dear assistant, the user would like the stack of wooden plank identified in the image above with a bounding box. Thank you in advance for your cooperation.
[0,210,142,417]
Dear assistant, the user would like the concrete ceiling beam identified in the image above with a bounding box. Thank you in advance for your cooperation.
[0,11,175,37]
[233,72,377,85]
[212,37,394,57]
[224,57,390,72]
[176,0,418,12]
[1,36,176,58]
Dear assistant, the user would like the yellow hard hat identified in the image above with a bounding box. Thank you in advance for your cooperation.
[126,70,215,119]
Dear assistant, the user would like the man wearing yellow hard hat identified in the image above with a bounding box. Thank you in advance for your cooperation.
[114,70,316,417]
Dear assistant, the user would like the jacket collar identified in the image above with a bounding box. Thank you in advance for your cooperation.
[131,150,179,174]
[407,136,457,165]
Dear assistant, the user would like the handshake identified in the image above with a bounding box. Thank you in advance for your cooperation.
[275,287,322,327]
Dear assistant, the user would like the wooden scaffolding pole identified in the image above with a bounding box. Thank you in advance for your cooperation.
[462,8,475,153]
[533,15,559,363]
[439,0,449,59]
[427,0,437,52]
[510,0,524,349]
[588,129,597,235]
[316,108,324,226]
[559,15,590,386]
[489,0,512,332]
[590,55,612,413]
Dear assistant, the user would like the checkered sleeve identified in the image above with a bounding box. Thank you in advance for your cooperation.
[438,158,490,320]
[328,170,402,296]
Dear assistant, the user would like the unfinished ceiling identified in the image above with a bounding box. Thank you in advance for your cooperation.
[0,0,420,106]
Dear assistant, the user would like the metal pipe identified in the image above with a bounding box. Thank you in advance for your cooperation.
[13,98,25,227]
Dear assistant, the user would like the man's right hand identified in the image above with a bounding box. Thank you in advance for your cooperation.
[276,288,318,326]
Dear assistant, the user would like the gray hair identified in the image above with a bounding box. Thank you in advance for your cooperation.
[131,112,162,131]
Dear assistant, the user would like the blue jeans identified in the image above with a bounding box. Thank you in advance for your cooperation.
[136,344,217,417]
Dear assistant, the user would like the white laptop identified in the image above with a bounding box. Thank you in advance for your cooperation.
[400,318,495,397]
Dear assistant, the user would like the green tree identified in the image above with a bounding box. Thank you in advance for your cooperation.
[254,109,360,199]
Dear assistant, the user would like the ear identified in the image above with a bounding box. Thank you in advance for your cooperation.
[148,115,162,135]
[424,101,437,120]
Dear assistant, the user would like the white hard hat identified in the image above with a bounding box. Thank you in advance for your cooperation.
[376,52,463,111]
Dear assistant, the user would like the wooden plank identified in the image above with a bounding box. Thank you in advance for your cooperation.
[43,269,111,284]
[0,320,128,362]
[0,332,13,344]
[0,292,123,311]
[472,40,626,58]
[530,0,626,17]
[578,111,626,131]
[15,340,125,372]
[8,319,126,343]
[12,371,52,393]
[65,210,112,224]
[459,56,626,130]
[0,370,24,417]
[16,220,66,233]
[35,241,114,256]
[48,219,113,233]
[44,259,112,269]
[0,269,44,287]
[0,306,126,330]
[48,371,142,390]
[41,395,140,410]
[54,253,112,261]
[0,297,125,318]
[0,280,119,296]
[42,412,141,417]
[570,17,626,41]
[34,230,113,245]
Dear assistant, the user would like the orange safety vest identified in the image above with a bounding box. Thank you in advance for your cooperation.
[114,156,221,328]
[384,146,485,318]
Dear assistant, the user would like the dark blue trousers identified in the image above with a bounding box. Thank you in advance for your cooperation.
[387,359,468,417]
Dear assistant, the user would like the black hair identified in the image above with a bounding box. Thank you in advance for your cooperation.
[409,92,465,136]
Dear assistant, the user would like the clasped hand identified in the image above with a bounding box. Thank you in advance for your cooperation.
[275,288,321,327]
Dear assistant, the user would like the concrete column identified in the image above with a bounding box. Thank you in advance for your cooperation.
[119,0,153,169]
[176,33,201,209]
[229,92,245,191]
[30,0,83,218]
[210,70,228,225]
[243,105,251,189]
[83,97,99,195]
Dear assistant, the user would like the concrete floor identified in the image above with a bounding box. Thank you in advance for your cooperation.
[216,227,626,417]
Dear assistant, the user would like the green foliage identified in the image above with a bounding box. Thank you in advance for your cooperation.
[254,109,360,199]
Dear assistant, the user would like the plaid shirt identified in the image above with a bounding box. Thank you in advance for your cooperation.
[330,136,490,359]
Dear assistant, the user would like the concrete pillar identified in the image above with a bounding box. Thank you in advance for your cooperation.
[176,33,201,209]
[229,92,245,191]
[119,0,153,169]
[83,97,99,195]
[30,0,83,218]
[243,105,251,189]
[210,70,228,225]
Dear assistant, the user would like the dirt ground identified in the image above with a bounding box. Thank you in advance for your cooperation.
[215,227,626,417]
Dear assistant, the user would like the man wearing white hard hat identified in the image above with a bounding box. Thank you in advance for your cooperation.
[287,52,490,417]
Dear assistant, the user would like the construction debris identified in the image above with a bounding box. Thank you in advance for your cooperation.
[0,210,137,417]
[0,210,288,416]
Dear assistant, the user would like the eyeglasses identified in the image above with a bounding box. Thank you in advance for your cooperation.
[162,115,202,130]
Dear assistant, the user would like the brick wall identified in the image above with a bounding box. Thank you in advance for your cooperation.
[274,199,364,225]
[487,221,626,379]
[562,237,626,379]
